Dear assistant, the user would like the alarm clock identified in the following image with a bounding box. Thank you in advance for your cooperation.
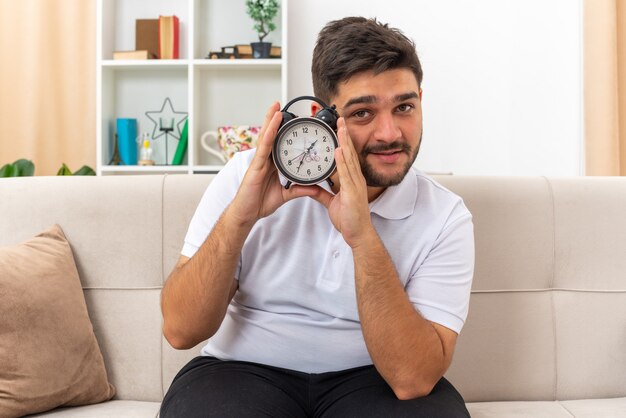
[272,96,339,189]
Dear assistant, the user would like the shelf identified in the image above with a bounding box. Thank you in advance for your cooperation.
[98,165,225,175]
[101,165,190,172]
[100,59,284,74]
[192,59,282,69]
[101,60,190,70]
[192,165,224,173]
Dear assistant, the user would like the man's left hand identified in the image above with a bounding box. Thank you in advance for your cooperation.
[310,118,375,248]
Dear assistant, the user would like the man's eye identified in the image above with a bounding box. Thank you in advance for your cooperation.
[397,104,414,113]
[352,110,371,118]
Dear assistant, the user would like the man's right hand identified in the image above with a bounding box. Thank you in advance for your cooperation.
[227,102,321,228]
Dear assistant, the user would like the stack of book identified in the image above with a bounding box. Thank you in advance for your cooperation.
[112,15,179,60]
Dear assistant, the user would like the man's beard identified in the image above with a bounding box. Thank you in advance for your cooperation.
[359,132,422,187]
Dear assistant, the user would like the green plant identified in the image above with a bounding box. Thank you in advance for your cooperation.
[56,163,96,176]
[0,159,95,177]
[0,159,35,177]
[245,0,279,42]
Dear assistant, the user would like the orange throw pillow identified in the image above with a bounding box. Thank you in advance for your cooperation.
[0,225,115,417]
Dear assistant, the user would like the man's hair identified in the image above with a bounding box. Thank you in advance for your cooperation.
[312,16,423,104]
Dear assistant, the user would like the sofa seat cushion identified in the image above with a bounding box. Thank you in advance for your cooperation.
[467,397,626,417]
[26,400,161,417]
[467,401,573,417]
[560,397,626,417]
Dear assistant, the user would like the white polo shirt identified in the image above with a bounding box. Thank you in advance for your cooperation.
[182,149,474,373]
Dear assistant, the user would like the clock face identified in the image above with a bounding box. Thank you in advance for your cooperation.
[272,117,338,185]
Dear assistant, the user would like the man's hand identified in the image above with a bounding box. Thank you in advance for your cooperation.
[309,117,375,248]
[228,102,320,228]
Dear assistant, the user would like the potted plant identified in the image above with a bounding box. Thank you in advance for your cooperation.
[245,0,279,58]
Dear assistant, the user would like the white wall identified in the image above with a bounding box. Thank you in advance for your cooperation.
[287,0,583,176]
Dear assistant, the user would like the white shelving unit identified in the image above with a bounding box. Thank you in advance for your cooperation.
[96,0,288,175]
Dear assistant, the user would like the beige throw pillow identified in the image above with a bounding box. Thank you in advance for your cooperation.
[0,225,115,418]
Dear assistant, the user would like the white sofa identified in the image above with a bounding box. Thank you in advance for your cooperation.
[1,175,625,417]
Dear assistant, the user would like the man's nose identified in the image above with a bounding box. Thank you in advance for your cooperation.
[373,113,401,142]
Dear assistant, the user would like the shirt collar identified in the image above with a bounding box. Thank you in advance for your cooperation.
[368,168,418,220]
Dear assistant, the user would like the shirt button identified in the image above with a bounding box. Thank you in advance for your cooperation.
[333,251,340,258]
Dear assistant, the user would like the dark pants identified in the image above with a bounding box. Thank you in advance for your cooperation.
[160,356,470,418]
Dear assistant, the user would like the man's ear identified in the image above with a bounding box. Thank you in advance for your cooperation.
[419,88,423,100]
[311,102,322,117]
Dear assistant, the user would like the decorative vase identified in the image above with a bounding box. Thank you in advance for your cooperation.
[116,118,138,165]
[251,42,272,59]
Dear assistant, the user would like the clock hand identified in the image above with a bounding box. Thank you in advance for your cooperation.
[306,140,318,153]
[288,151,306,164]
[296,152,306,173]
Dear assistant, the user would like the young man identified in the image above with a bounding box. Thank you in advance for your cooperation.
[160,17,473,417]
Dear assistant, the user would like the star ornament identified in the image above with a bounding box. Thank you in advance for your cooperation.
[145,97,188,140]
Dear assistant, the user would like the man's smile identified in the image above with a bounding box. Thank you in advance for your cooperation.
[370,150,404,163]
[362,142,411,164]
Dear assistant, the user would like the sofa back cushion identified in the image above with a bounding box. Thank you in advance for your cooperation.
[439,176,626,402]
